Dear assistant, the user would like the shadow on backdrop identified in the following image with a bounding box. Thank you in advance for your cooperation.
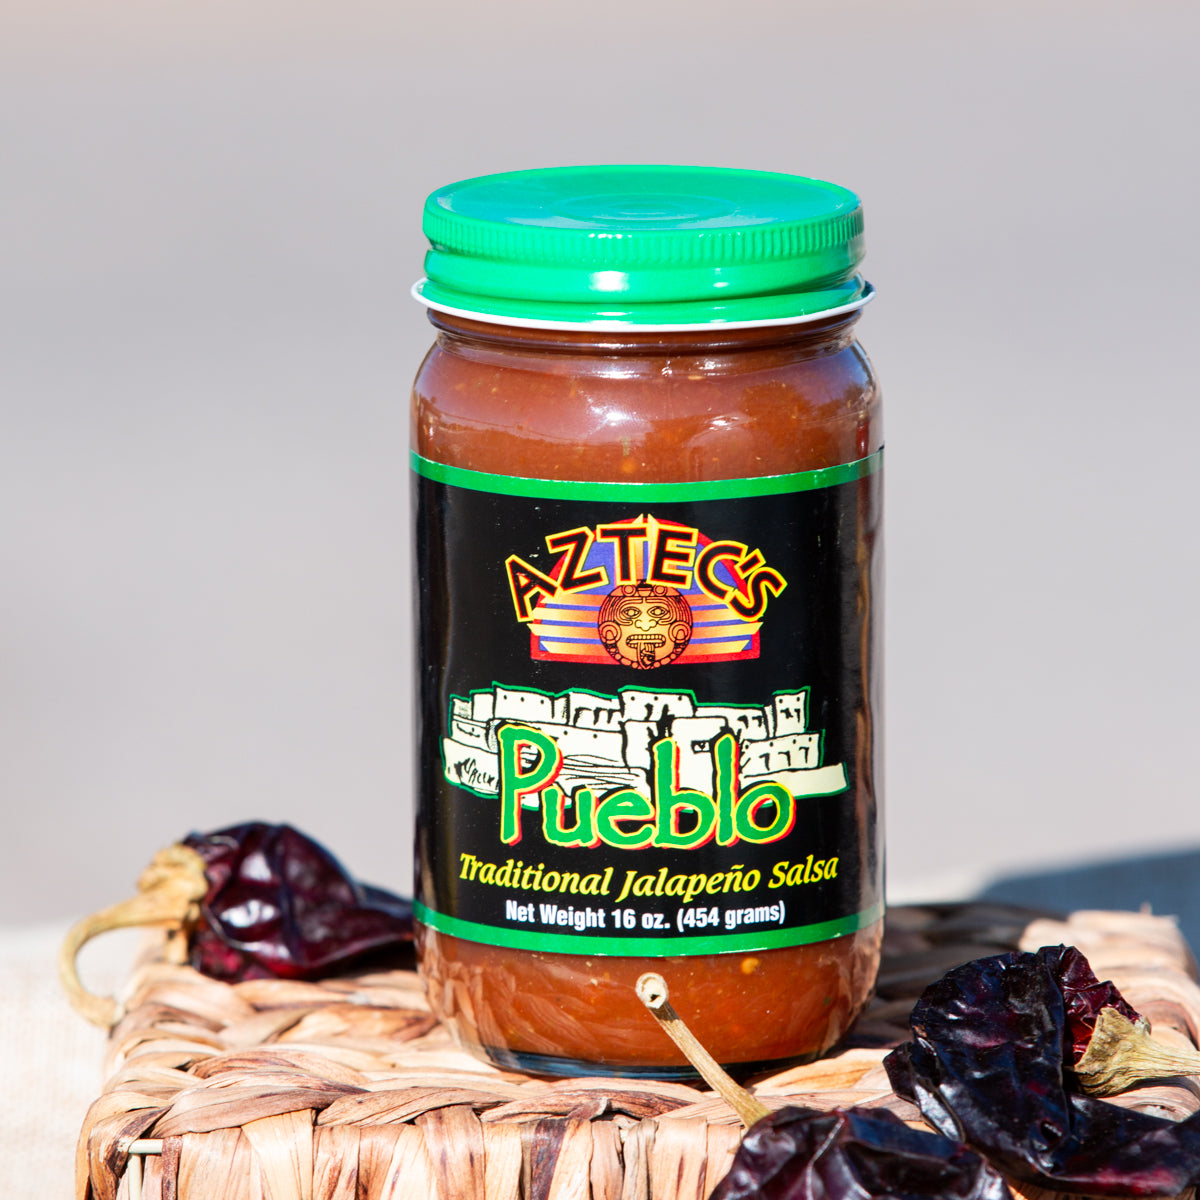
[976,846,1200,954]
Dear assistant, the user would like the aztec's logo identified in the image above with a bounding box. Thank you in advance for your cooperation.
[598,582,692,669]
[505,514,786,667]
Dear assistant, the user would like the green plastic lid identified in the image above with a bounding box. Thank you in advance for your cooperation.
[413,164,871,329]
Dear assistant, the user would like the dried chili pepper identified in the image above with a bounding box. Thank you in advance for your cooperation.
[60,822,414,1027]
[711,1106,1014,1200]
[182,822,414,981]
[885,947,1200,1196]
[632,974,1010,1200]
[1046,943,1143,1063]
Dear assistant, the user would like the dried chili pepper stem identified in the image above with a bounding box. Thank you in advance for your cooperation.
[635,972,770,1127]
[1075,1005,1200,1096]
[58,844,208,1028]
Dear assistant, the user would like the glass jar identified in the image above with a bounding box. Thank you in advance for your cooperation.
[410,166,883,1078]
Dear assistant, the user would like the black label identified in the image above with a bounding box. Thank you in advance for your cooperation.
[413,453,883,956]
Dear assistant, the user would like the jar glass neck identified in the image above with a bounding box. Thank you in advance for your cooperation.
[425,310,862,356]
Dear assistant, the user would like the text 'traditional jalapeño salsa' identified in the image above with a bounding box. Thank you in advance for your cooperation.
[411,165,883,1077]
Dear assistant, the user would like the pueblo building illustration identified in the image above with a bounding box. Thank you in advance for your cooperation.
[442,684,848,806]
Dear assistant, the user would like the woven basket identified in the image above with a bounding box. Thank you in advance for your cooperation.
[76,903,1200,1200]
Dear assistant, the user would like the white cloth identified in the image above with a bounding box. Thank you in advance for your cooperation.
[0,923,137,1200]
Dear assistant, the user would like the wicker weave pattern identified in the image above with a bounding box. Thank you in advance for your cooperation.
[76,905,1200,1200]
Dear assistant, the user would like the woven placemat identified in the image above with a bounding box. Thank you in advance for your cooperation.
[75,904,1200,1200]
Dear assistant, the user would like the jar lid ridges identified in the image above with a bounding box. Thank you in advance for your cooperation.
[418,165,868,327]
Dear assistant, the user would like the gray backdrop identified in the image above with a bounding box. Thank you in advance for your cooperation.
[4,0,1198,933]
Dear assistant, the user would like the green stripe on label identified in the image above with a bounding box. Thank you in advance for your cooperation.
[414,899,884,957]
[410,450,882,502]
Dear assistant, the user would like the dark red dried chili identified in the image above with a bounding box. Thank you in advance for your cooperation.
[184,822,414,981]
[885,947,1200,1196]
[710,1105,1013,1200]
[1043,943,1143,1063]
[629,972,1011,1200]
[61,822,415,1026]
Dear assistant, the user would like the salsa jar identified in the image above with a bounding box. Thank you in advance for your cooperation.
[410,165,883,1078]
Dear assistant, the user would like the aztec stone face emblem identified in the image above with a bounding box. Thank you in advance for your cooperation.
[597,582,693,669]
